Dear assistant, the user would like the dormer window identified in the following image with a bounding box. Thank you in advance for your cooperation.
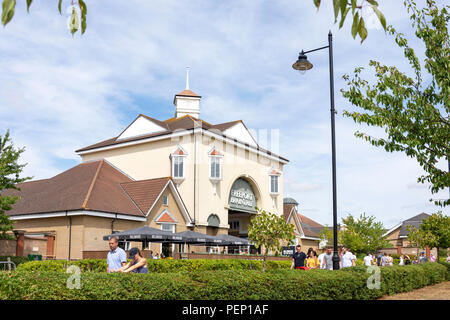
[269,168,281,195]
[208,147,223,195]
[173,156,184,178]
[171,145,187,184]
[270,175,279,194]
[210,157,221,179]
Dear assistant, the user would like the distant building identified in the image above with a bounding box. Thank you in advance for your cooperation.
[283,197,323,250]
[383,213,436,257]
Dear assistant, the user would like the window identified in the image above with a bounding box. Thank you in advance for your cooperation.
[172,156,184,178]
[270,175,279,194]
[229,220,240,231]
[163,195,168,206]
[161,224,175,233]
[210,157,221,179]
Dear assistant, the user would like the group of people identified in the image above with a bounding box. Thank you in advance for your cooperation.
[290,245,443,270]
[290,245,357,270]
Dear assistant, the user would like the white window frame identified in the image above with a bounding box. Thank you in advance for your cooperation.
[163,195,169,206]
[269,174,279,195]
[209,156,222,180]
[172,156,185,179]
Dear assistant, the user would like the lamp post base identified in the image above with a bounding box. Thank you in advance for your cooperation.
[332,252,340,270]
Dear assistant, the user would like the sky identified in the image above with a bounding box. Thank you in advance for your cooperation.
[0,0,448,229]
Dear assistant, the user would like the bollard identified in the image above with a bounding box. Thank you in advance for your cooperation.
[7,257,11,271]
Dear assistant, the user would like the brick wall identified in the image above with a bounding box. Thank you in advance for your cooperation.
[0,239,16,256]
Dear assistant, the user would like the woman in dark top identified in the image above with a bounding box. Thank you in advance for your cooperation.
[118,247,148,274]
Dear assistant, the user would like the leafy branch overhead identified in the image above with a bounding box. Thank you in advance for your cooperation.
[341,0,449,206]
[1,0,87,36]
[313,0,387,43]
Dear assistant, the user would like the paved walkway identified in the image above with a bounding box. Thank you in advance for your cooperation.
[379,281,450,300]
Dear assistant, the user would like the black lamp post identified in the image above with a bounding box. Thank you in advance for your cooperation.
[292,31,340,270]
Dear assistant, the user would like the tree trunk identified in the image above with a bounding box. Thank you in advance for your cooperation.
[436,247,440,262]
[262,254,267,272]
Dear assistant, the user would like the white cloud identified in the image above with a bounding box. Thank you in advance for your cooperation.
[0,0,447,227]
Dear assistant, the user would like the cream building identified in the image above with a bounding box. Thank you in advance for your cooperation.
[4,77,290,259]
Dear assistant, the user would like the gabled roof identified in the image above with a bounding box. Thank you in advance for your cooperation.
[120,177,170,214]
[2,160,142,217]
[75,114,289,162]
[298,213,324,238]
[2,161,191,222]
[283,203,322,239]
[399,213,431,237]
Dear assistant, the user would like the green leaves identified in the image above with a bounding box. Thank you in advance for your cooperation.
[372,4,387,31]
[1,0,15,26]
[351,11,359,39]
[78,0,87,34]
[248,208,295,271]
[0,130,32,239]
[26,0,32,13]
[314,0,387,43]
[1,0,87,36]
[342,1,450,206]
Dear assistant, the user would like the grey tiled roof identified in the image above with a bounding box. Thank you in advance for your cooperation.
[398,213,431,237]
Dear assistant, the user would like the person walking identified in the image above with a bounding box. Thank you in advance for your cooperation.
[376,252,383,266]
[363,252,373,267]
[290,245,307,270]
[318,248,326,269]
[404,254,411,265]
[430,253,436,263]
[322,247,334,270]
[116,247,148,274]
[380,253,388,267]
[340,247,356,268]
[419,252,428,263]
[399,255,405,266]
[306,250,320,269]
[106,237,127,273]
[388,254,393,266]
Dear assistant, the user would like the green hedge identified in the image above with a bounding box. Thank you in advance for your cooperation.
[1,263,447,300]
[0,256,30,267]
[17,258,292,273]
[438,261,450,280]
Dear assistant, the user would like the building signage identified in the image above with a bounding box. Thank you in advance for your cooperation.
[228,178,256,212]
[281,246,295,257]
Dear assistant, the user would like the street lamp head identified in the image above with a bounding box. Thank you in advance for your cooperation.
[292,51,313,75]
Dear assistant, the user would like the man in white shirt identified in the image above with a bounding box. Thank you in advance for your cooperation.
[340,247,356,268]
[318,248,326,269]
[363,252,373,266]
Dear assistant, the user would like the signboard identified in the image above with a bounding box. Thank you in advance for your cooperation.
[281,246,295,257]
[228,178,257,212]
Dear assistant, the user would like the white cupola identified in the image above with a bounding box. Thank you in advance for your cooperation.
[173,67,201,118]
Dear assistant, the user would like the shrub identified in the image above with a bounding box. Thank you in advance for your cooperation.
[2,263,446,300]
[16,258,292,273]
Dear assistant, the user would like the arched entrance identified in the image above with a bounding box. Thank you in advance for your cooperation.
[227,177,260,254]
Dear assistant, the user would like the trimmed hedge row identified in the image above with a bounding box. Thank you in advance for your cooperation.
[1,263,447,300]
[16,258,292,273]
